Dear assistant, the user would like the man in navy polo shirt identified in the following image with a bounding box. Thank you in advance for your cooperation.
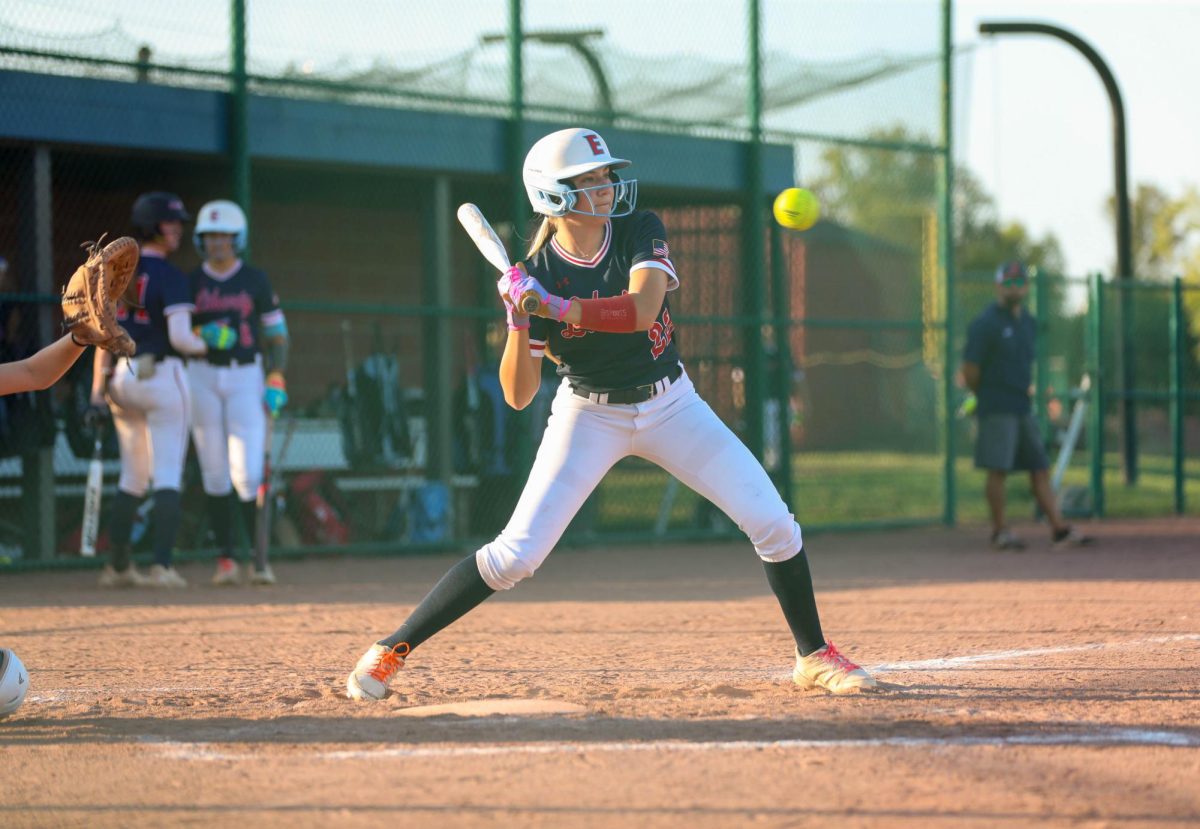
[962,261,1094,550]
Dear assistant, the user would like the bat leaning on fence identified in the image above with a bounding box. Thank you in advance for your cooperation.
[455,203,542,314]
[80,428,104,557]
[254,413,297,574]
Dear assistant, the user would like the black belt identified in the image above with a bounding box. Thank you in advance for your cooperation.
[195,355,257,368]
[571,363,683,405]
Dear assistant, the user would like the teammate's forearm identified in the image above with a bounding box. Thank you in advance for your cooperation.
[90,347,112,402]
[264,336,289,375]
[167,312,208,356]
[0,333,86,396]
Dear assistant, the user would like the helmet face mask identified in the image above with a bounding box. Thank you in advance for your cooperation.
[193,200,248,256]
[523,128,638,219]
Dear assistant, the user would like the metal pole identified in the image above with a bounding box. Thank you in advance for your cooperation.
[20,146,56,560]
[978,20,1136,484]
[768,220,794,507]
[1033,266,1049,441]
[741,0,765,460]
[507,0,533,474]
[1088,273,1106,516]
[941,0,957,525]
[231,0,250,254]
[507,0,525,249]
[1169,277,1184,514]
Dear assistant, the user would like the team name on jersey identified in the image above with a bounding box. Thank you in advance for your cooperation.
[195,287,255,318]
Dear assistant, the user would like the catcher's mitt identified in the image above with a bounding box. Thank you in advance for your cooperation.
[61,235,139,357]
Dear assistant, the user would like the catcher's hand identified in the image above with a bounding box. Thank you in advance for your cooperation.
[61,235,139,357]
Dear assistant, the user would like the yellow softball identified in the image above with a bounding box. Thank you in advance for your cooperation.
[773,187,820,231]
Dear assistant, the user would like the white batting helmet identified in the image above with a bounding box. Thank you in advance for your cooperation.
[193,199,248,254]
[0,648,28,718]
[523,128,637,218]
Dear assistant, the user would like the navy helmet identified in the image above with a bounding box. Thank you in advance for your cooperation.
[131,192,190,238]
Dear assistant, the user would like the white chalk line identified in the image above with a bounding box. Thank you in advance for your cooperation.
[27,686,219,703]
[147,727,1200,763]
[868,633,1200,673]
[26,633,1200,703]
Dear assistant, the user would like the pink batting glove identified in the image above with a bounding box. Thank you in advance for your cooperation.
[541,294,572,322]
[507,272,573,322]
[504,270,549,308]
[496,268,530,331]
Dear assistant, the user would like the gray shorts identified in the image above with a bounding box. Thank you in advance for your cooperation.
[974,413,1049,472]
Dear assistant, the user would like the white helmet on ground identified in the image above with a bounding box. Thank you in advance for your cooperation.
[0,648,29,718]
[193,199,248,255]
[523,128,637,218]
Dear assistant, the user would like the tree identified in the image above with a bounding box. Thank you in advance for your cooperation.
[1109,184,1200,373]
[809,128,1065,275]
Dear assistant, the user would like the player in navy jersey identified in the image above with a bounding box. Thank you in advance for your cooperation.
[188,200,289,586]
[347,128,876,700]
[89,192,236,588]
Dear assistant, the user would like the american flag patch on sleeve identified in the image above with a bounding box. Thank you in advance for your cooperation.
[652,239,669,258]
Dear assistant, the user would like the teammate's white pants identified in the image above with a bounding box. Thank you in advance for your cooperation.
[187,358,265,500]
[476,368,804,591]
[107,356,191,495]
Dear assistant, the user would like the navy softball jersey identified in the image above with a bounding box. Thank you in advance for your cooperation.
[526,210,680,393]
[116,250,193,359]
[189,262,283,363]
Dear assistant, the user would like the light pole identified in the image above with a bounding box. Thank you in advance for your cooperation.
[481,29,614,125]
[979,20,1137,484]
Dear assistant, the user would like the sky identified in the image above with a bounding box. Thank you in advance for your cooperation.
[955,0,1199,277]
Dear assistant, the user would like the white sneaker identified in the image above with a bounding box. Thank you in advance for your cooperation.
[98,564,149,588]
[145,564,188,589]
[346,643,409,701]
[247,564,276,586]
[212,557,240,586]
[793,641,876,694]
[1052,526,1096,549]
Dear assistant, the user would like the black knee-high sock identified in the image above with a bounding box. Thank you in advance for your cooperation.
[206,493,235,557]
[380,554,496,653]
[151,488,182,567]
[762,547,825,656]
[108,490,140,571]
[237,498,258,561]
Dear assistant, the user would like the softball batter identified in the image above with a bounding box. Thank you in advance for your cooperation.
[91,192,236,588]
[349,128,875,699]
[188,200,289,586]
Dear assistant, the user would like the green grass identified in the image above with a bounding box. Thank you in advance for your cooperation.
[592,451,1200,530]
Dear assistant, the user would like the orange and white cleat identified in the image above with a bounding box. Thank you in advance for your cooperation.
[346,643,410,701]
[793,641,876,694]
[212,556,240,586]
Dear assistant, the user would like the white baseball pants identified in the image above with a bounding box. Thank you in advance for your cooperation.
[187,358,265,500]
[476,368,804,591]
[107,356,191,495]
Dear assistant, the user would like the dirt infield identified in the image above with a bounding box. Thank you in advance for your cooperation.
[2,517,1198,828]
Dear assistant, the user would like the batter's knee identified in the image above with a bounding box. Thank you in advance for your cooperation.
[200,477,233,498]
[475,540,543,591]
[748,512,804,563]
[230,477,259,502]
[116,474,149,499]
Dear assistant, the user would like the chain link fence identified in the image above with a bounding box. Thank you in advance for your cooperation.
[5,1,1190,571]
